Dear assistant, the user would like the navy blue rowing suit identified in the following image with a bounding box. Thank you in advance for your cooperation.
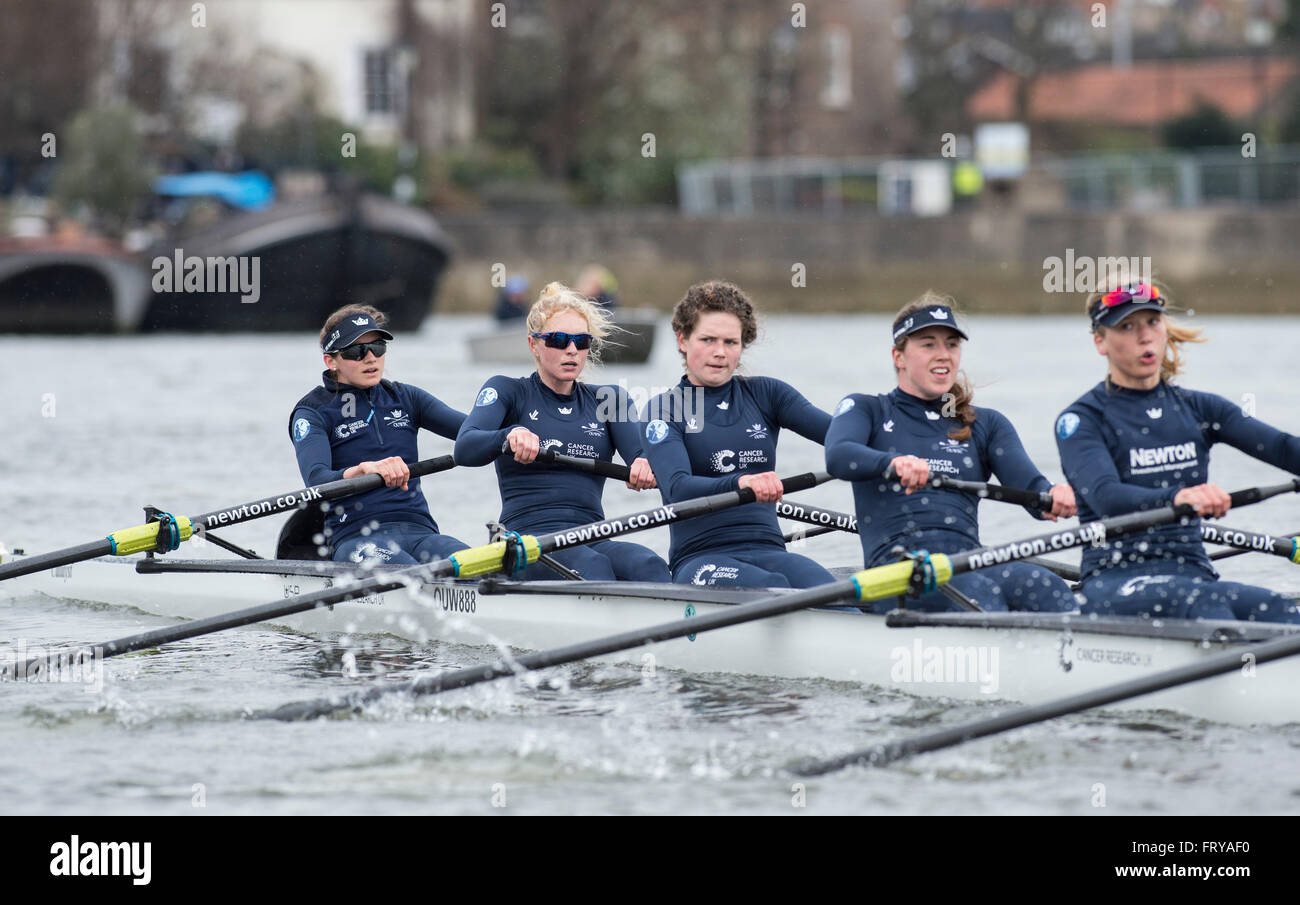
[825,388,1076,614]
[455,373,669,582]
[642,375,835,588]
[1057,380,1300,623]
[289,371,468,564]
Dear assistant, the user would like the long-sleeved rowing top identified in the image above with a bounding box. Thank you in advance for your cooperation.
[454,373,644,532]
[642,375,830,567]
[1056,380,1300,580]
[289,371,465,544]
[825,388,1052,566]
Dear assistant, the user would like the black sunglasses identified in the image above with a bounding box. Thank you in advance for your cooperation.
[337,339,388,361]
[531,331,593,350]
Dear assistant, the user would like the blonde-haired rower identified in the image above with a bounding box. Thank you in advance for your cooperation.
[1056,282,1300,623]
[455,282,669,581]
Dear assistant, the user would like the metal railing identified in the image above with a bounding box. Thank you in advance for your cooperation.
[676,146,1300,215]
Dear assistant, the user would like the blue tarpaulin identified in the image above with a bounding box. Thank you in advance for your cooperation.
[154,171,275,210]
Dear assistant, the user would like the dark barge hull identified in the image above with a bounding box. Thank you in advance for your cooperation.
[141,194,452,332]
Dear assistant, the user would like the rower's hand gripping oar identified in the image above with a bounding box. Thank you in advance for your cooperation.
[0,455,459,582]
[261,478,1300,721]
[6,471,831,681]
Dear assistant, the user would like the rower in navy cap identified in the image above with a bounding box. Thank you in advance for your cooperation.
[289,305,469,565]
[826,290,1078,613]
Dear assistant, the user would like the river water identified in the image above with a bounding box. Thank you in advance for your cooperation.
[3,313,1299,815]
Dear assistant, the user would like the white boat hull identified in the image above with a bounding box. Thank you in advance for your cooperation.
[5,554,1298,725]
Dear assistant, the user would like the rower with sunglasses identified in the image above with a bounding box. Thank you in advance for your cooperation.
[288,305,469,564]
[455,282,670,582]
[1056,282,1300,623]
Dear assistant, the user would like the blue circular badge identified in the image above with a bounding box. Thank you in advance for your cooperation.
[646,419,669,444]
[1056,412,1080,439]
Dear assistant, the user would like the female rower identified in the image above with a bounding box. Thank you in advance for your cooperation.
[1055,283,1300,623]
[289,305,468,564]
[455,282,669,582]
[825,291,1077,613]
[641,281,835,588]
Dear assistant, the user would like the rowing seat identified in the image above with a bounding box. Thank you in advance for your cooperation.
[275,507,332,561]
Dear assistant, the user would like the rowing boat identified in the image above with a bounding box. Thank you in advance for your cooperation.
[5,550,1297,726]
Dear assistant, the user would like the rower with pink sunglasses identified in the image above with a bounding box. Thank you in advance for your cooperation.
[1056,282,1300,623]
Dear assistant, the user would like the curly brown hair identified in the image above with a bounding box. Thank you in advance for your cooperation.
[671,281,758,356]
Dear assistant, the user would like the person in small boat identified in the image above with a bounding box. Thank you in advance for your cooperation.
[825,291,1078,613]
[455,282,670,581]
[576,264,618,310]
[494,274,531,324]
[641,280,836,589]
[289,305,468,565]
[1056,282,1300,623]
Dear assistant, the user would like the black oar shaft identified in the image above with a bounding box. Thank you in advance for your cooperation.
[790,628,1300,776]
[189,455,455,533]
[931,476,1053,510]
[266,576,861,721]
[0,540,113,581]
[0,455,458,582]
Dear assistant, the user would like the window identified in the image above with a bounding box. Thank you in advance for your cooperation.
[821,26,852,109]
[364,48,401,115]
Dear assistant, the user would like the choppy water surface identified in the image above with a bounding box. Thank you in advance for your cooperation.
[3,314,1300,815]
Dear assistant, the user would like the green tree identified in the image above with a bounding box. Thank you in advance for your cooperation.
[1163,102,1240,149]
[53,105,153,236]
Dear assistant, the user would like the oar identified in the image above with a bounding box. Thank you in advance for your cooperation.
[774,501,981,610]
[1018,523,1300,584]
[0,455,458,582]
[926,475,1052,510]
[261,478,1300,721]
[789,623,1300,777]
[7,471,830,680]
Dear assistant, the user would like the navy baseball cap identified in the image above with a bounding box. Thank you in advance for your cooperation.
[322,313,395,353]
[1089,283,1164,330]
[891,305,969,343]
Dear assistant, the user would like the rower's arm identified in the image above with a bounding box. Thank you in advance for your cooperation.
[824,395,893,480]
[407,384,467,440]
[604,385,645,465]
[289,407,344,485]
[1056,407,1178,516]
[984,410,1055,520]
[641,417,740,501]
[764,377,831,443]
[1198,390,1300,474]
[454,377,526,466]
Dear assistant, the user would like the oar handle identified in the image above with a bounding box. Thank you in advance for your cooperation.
[538,448,632,481]
[1230,479,1300,507]
[929,475,1054,511]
